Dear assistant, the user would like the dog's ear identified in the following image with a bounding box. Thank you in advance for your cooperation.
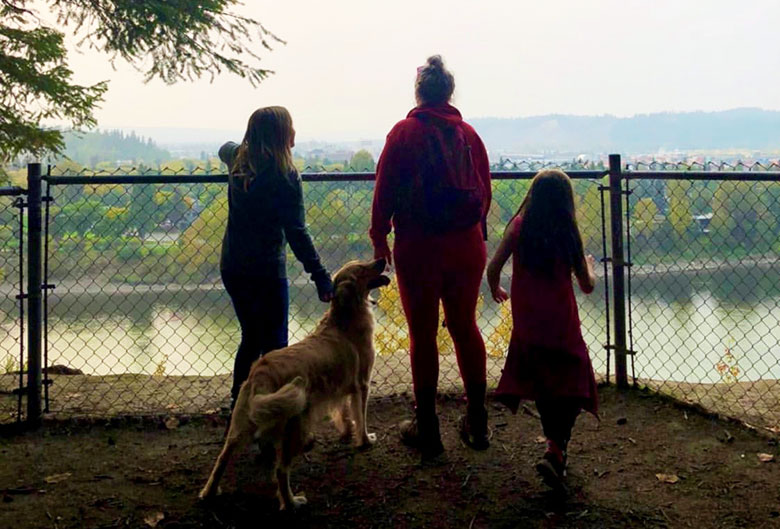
[334,277,358,312]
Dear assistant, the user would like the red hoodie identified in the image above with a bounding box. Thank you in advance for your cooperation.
[369,104,492,253]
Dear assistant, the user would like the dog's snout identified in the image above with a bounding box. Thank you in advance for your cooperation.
[373,258,387,272]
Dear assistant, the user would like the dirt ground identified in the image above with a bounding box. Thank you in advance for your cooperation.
[1,386,779,529]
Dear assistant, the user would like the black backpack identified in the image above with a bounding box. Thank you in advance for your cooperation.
[414,118,485,234]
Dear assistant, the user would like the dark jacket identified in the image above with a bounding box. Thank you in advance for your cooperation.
[219,141,326,279]
[369,104,492,254]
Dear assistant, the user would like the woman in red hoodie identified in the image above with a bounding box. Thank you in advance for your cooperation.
[370,55,492,460]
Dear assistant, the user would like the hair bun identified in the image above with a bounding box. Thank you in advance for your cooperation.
[426,55,444,71]
[415,55,454,105]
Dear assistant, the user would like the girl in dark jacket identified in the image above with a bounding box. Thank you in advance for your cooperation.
[370,56,492,460]
[219,106,333,409]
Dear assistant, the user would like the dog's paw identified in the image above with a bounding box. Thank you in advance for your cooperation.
[279,494,308,511]
[356,432,377,450]
[198,485,221,501]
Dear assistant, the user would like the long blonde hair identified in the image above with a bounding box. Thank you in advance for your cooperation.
[230,106,296,191]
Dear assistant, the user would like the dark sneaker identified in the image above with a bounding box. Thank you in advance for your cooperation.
[458,413,490,451]
[399,415,444,460]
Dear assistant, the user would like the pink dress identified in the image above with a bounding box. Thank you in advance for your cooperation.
[495,217,599,417]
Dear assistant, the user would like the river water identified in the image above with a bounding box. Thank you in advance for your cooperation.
[0,266,778,385]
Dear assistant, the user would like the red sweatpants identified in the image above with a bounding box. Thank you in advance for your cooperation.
[394,225,487,397]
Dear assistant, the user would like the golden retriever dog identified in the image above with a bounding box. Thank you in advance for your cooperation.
[199,259,390,510]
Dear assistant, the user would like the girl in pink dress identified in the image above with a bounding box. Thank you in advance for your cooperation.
[486,169,598,491]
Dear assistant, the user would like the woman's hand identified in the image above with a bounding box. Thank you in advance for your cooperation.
[313,270,334,302]
[373,244,392,267]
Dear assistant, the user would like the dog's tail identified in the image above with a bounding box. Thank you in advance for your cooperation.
[248,375,308,431]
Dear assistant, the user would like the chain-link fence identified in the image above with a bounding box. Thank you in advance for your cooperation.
[624,161,780,432]
[0,188,25,425]
[35,164,610,419]
[10,159,780,435]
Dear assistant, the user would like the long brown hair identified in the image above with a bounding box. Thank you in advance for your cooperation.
[510,169,587,279]
[230,106,296,192]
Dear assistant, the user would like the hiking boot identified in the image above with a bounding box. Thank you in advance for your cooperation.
[459,383,490,450]
[399,414,444,461]
[458,410,490,450]
[535,439,568,492]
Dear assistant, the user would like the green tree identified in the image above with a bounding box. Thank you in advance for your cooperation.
[1,1,280,162]
[51,197,103,238]
[667,180,692,243]
[577,179,608,255]
[710,181,769,249]
[632,197,658,240]
[348,150,376,172]
[126,180,158,237]
[178,192,228,277]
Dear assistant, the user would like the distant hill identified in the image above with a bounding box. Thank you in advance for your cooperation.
[468,108,780,154]
[60,130,172,167]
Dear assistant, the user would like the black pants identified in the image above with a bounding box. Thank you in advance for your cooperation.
[535,398,582,450]
[222,270,289,401]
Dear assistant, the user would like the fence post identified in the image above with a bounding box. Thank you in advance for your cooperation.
[608,154,629,388]
[26,163,43,426]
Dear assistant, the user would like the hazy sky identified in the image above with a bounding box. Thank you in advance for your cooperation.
[62,0,780,142]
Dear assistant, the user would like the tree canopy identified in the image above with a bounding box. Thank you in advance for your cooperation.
[1,0,280,163]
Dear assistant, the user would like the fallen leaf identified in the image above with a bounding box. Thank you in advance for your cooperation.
[627,437,637,445]
[757,453,775,463]
[165,403,179,410]
[44,473,72,484]
[535,436,546,444]
[655,473,679,484]
[144,511,164,528]
[204,408,218,415]
[164,417,179,430]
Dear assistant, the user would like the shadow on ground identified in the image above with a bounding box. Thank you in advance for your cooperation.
[1,386,779,528]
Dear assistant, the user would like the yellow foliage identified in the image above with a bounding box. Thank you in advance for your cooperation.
[715,339,740,383]
[8,169,26,187]
[105,206,128,220]
[374,277,409,356]
[667,180,692,238]
[633,198,658,238]
[154,190,174,205]
[153,354,169,377]
[374,278,495,358]
[486,300,513,358]
[84,183,123,196]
